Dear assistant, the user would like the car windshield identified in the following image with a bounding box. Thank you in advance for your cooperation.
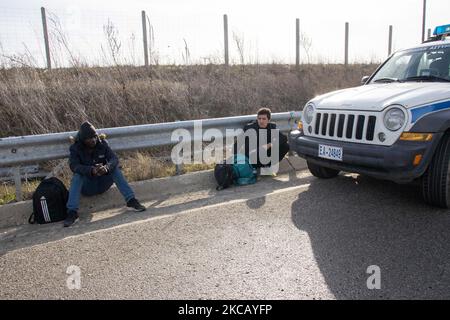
[370,44,450,83]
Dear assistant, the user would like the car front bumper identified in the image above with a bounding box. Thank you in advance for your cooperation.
[289,130,443,183]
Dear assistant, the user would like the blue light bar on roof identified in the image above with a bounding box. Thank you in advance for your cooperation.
[433,24,450,36]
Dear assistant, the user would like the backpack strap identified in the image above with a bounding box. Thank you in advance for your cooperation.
[233,166,241,179]
[28,212,35,224]
[236,177,257,186]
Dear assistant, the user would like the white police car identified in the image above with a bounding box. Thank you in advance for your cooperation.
[290,24,450,207]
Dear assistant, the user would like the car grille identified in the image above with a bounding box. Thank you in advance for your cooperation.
[312,112,377,142]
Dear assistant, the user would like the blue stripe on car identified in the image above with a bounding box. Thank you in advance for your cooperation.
[411,100,450,123]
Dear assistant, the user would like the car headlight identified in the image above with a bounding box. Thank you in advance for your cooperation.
[304,104,315,124]
[383,107,406,131]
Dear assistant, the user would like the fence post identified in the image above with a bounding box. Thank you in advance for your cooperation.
[388,25,393,56]
[41,7,51,69]
[13,167,23,202]
[344,22,349,65]
[296,18,300,66]
[224,14,229,66]
[142,10,149,66]
[422,0,427,42]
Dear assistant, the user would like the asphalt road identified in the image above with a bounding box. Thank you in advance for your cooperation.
[1,170,450,299]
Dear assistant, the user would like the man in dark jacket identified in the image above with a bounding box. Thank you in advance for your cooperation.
[235,108,290,172]
[64,121,145,227]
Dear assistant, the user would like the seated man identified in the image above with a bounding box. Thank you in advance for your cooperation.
[235,107,290,172]
[64,121,146,227]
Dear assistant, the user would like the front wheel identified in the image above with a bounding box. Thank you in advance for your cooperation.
[307,161,340,179]
[422,133,450,208]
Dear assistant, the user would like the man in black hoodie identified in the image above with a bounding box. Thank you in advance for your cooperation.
[64,121,146,227]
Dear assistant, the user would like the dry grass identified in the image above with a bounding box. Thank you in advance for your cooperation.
[0,64,377,137]
[120,152,214,181]
[120,152,176,181]
[0,180,41,205]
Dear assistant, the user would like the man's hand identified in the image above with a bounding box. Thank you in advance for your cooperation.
[91,166,99,176]
[97,165,108,176]
[262,143,272,150]
[92,164,108,176]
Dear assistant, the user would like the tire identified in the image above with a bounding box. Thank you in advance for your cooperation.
[422,133,450,208]
[307,160,340,179]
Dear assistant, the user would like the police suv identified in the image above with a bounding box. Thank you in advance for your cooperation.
[290,24,450,207]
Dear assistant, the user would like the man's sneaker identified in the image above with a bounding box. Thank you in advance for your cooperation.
[127,198,146,212]
[64,210,79,227]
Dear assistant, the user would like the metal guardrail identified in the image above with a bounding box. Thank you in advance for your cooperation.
[0,111,301,201]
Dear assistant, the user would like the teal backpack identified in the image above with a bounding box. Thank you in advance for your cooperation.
[232,154,257,186]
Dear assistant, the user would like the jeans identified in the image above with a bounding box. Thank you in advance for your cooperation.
[66,167,135,212]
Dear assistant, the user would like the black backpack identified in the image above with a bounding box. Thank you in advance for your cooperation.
[214,163,235,190]
[29,177,69,224]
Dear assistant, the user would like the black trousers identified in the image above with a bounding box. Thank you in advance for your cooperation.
[250,141,290,169]
[233,129,290,168]
[234,141,290,168]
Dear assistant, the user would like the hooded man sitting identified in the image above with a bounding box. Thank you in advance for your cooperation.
[64,121,146,227]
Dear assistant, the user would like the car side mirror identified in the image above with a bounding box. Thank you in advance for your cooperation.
[361,76,370,85]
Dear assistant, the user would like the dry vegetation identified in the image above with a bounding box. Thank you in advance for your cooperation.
[0,63,377,203]
[0,64,377,137]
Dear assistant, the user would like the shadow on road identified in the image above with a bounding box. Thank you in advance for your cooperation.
[291,174,450,299]
[0,168,310,257]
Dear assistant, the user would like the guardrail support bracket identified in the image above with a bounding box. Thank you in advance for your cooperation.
[13,166,23,202]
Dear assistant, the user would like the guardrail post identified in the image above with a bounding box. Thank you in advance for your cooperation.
[175,163,184,175]
[288,111,298,156]
[13,167,23,202]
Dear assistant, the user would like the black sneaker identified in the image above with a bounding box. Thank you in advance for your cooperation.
[126,198,146,212]
[64,210,79,227]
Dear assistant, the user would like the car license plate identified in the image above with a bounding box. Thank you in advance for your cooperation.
[318,144,343,161]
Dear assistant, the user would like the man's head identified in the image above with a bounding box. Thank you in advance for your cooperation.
[79,121,98,148]
[257,107,271,129]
